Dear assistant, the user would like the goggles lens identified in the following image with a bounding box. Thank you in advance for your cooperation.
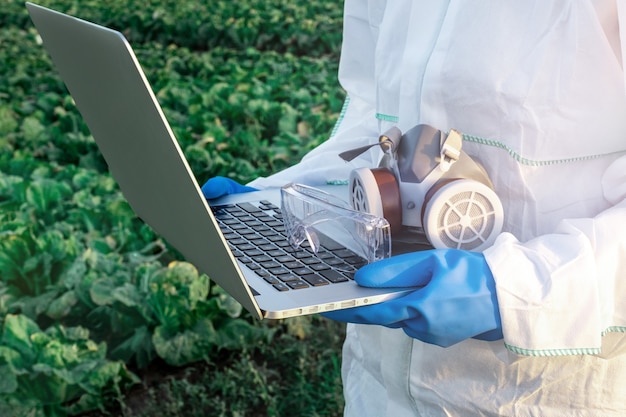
[281,183,392,265]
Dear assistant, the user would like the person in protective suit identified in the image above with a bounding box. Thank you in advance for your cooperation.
[203,1,626,415]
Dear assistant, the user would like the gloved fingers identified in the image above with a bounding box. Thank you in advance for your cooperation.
[354,250,440,288]
[201,176,257,199]
[473,328,504,341]
[402,320,503,347]
[322,309,405,327]
[401,313,494,347]
[324,287,502,346]
[401,326,459,348]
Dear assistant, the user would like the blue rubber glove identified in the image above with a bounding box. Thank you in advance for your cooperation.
[324,249,502,347]
[201,176,257,199]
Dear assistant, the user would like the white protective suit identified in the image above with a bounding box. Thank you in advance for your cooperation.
[250,0,626,415]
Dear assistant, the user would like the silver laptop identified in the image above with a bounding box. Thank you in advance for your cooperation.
[26,2,409,319]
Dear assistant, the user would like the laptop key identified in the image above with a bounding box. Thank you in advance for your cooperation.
[278,274,299,282]
[300,257,322,266]
[325,257,346,266]
[345,256,367,268]
[256,215,275,223]
[243,220,263,228]
[263,276,281,285]
[260,200,279,210]
[259,243,278,251]
[310,263,330,272]
[260,229,279,237]
[230,211,250,219]
[316,251,335,259]
[275,240,294,248]
[244,249,264,257]
[268,267,290,276]
[302,275,329,287]
[261,261,281,269]
[343,270,356,280]
[284,261,303,270]
[237,202,263,213]
[252,255,272,263]
[273,283,290,292]
[287,280,309,289]
[292,267,314,275]
[334,249,359,259]
[320,270,349,283]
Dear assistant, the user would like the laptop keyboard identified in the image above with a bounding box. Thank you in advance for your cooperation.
[211,201,366,292]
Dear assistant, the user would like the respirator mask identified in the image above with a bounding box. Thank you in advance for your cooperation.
[342,124,504,252]
[281,124,504,263]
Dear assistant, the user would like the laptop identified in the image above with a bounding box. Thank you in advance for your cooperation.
[26,2,410,319]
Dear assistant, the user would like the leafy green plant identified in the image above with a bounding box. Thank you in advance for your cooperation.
[0,314,139,417]
[1,0,346,415]
[1,0,343,58]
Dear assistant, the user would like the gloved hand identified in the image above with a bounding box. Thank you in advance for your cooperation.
[324,249,502,347]
[201,176,257,199]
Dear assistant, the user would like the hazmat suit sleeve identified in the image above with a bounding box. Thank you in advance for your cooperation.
[484,154,626,356]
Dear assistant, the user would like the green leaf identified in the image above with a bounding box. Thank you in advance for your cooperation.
[0,106,18,137]
[29,363,72,402]
[82,360,140,398]
[0,365,18,394]
[109,325,155,369]
[58,257,87,289]
[37,339,69,369]
[60,326,91,343]
[89,278,116,306]
[0,172,22,198]
[278,102,298,133]
[111,283,141,308]
[215,288,243,318]
[22,253,43,274]
[23,179,71,217]
[20,116,46,143]
[46,290,78,320]
[152,318,215,366]
[0,346,24,372]
[0,234,30,283]
[1,314,42,364]
[12,290,58,319]
[188,273,209,306]
[164,260,200,285]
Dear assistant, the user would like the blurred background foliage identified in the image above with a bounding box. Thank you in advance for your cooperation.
[0,0,347,416]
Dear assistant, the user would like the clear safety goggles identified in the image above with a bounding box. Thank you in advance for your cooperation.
[280,183,392,264]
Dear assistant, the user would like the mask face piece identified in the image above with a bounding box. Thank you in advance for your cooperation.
[346,124,504,252]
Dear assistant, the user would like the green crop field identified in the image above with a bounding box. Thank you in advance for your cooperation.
[0,1,347,416]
